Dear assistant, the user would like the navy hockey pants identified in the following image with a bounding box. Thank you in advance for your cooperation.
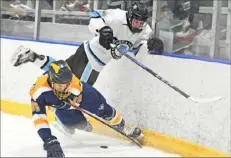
[55,82,115,128]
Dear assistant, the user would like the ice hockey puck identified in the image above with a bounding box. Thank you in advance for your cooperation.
[100,145,108,149]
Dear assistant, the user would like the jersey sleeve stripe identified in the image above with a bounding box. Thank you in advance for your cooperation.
[32,114,47,121]
[69,75,83,96]
[34,118,49,126]
[35,123,50,131]
[31,87,52,100]
[70,88,81,96]
[85,41,106,66]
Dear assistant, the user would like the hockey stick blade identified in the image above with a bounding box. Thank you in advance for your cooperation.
[188,96,223,103]
[70,105,142,148]
[111,43,223,104]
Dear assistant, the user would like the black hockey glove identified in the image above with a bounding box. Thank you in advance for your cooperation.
[99,26,114,50]
[43,135,65,157]
[147,37,164,54]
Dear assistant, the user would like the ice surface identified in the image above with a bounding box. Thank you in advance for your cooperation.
[1,112,180,157]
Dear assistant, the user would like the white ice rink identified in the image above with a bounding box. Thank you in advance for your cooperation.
[0,38,180,157]
[1,38,229,156]
[1,112,180,157]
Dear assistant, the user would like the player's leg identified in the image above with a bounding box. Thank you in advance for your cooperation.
[11,44,99,85]
[65,43,99,85]
[79,82,144,142]
[53,108,93,135]
[11,45,56,72]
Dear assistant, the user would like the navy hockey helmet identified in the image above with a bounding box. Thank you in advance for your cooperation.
[127,1,149,33]
[48,60,73,99]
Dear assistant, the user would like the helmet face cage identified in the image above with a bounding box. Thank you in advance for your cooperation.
[128,2,148,33]
[51,82,71,100]
[48,60,73,100]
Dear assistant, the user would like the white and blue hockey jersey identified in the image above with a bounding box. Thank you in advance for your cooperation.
[84,9,153,72]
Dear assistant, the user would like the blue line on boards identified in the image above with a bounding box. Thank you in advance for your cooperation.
[1,35,230,65]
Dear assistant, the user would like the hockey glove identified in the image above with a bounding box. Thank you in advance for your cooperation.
[43,135,65,157]
[99,26,114,50]
[68,95,82,108]
[147,37,164,54]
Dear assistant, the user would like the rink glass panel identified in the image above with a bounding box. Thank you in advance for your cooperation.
[154,0,230,61]
[35,0,94,43]
[1,0,230,61]
[1,0,35,39]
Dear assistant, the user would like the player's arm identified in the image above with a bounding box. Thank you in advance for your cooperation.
[88,10,112,35]
[30,86,64,157]
[31,98,51,142]
[134,26,164,55]
[131,25,152,54]
[11,45,56,72]
[88,10,114,51]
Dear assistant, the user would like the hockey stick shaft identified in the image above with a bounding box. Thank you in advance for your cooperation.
[72,105,142,148]
[123,53,190,99]
[115,45,222,103]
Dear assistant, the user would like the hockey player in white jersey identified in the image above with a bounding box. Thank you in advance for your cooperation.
[11,1,164,86]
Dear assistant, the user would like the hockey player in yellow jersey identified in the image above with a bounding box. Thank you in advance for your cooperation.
[31,60,143,157]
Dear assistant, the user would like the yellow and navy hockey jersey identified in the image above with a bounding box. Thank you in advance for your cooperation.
[29,74,82,142]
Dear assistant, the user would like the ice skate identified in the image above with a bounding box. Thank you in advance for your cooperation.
[123,126,144,144]
[11,45,44,67]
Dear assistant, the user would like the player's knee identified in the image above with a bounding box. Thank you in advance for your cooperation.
[55,109,86,126]
[71,120,93,132]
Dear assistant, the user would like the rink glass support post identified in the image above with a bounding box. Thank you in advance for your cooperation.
[151,0,158,34]
[33,0,41,40]
[210,0,222,59]
[52,0,56,23]
[93,0,99,10]
[227,0,231,60]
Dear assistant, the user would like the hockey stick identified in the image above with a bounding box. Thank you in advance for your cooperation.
[111,43,222,104]
[69,105,142,148]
